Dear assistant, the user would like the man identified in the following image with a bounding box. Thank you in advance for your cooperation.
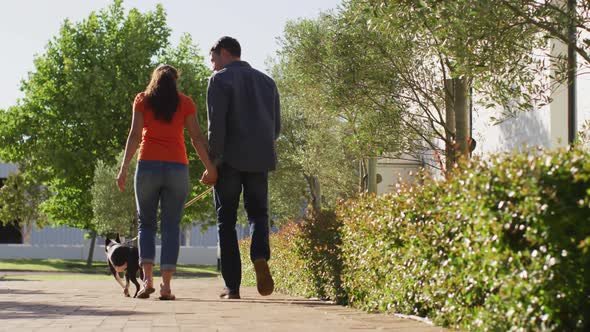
[205,36,280,299]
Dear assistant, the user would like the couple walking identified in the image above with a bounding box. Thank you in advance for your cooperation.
[116,36,280,300]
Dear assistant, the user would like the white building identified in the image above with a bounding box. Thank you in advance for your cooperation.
[0,162,17,179]
[376,32,590,194]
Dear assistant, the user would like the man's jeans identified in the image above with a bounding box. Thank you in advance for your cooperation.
[135,160,189,271]
[214,163,271,292]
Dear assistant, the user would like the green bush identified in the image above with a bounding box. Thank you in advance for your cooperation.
[240,221,314,297]
[241,146,590,331]
[240,210,344,300]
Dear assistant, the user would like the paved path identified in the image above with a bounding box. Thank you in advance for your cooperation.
[0,275,445,331]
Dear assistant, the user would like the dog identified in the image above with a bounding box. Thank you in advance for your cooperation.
[105,235,143,298]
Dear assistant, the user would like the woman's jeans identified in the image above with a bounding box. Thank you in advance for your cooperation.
[135,160,189,271]
[214,163,271,292]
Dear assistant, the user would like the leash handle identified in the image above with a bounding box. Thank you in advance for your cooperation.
[184,187,214,209]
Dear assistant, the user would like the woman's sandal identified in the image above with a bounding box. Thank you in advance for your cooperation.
[159,283,176,301]
[136,279,156,299]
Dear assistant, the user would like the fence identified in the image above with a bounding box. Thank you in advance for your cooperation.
[0,243,218,265]
[0,223,252,265]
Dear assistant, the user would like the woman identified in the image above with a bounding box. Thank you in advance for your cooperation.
[116,64,217,300]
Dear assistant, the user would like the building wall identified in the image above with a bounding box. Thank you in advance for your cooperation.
[473,35,590,155]
[28,223,248,247]
[376,157,423,195]
[0,162,17,178]
[0,223,249,264]
[472,105,552,156]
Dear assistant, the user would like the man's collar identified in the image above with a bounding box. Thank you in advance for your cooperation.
[223,60,251,69]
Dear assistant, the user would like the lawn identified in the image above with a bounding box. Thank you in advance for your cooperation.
[0,258,218,277]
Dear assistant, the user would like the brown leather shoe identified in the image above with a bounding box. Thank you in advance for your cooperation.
[219,288,241,299]
[253,258,274,296]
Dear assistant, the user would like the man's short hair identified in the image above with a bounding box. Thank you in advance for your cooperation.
[210,36,241,57]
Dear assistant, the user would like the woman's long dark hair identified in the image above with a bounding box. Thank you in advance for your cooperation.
[144,64,179,123]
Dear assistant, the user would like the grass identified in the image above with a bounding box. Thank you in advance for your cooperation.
[0,258,218,277]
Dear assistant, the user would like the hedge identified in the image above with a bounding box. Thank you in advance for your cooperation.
[240,146,590,331]
[240,210,344,301]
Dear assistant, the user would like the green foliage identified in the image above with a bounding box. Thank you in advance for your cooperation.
[0,1,212,229]
[91,151,137,237]
[341,146,590,330]
[294,210,346,302]
[241,210,345,301]
[243,146,590,331]
[278,13,409,158]
[266,0,587,221]
[495,0,590,70]
[0,171,48,244]
[241,222,315,297]
[268,34,358,223]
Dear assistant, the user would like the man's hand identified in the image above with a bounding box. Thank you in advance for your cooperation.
[116,167,127,192]
[201,167,218,186]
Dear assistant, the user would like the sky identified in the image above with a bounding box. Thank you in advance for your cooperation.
[0,0,342,110]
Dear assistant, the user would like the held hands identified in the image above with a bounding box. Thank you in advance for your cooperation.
[201,167,218,186]
[116,166,127,192]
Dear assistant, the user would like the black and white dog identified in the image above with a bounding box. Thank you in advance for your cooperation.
[105,235,143,297]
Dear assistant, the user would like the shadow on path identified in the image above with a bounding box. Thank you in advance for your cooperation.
[0,288,57,295]
[0,301,143,319]
[178,297,337,307]
[0,278,34,282]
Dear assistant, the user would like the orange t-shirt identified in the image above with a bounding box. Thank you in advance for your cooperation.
[133,92,196,164]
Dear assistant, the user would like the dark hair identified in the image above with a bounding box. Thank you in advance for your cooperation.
[210,36,241,57]
[144,64,179,123]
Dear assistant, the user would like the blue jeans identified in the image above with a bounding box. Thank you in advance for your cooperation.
[135,160,189,271]
[214,163,271,292]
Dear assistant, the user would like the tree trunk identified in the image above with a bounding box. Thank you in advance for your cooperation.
[367,157,377,194]
[444,78,457,170]
[359,159,366,192]
[308,175,322,215]
[20,222,32,245]
[454,77,471,158]
[86,230,97,267]
[184,225,191,247]
[567,0,577,144]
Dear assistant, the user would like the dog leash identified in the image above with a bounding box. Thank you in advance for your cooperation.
[184,187,214,209]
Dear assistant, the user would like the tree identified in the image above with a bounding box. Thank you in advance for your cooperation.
[348,0,552,161]
[0,1,212,238]
[91,151,137,238]
[497,0,590,68]
[268,23,360,220]
[278,14,410,161]
[0,171,48,244]
[360,0,590,155]
[496,0,590,144]
[273,0,554,180]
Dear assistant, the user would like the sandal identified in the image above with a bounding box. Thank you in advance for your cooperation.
[136,279,155,299]
[159,283,176,301]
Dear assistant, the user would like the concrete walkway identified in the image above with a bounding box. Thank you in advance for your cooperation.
[0,275,445,331]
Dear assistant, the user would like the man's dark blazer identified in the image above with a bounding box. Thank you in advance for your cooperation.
[207,61,281,172]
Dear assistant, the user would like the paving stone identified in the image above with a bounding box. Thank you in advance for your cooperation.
[0,275,446,331]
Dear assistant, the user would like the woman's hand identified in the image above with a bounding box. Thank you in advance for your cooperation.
[201,167,218,186]
[116,167,127,192]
